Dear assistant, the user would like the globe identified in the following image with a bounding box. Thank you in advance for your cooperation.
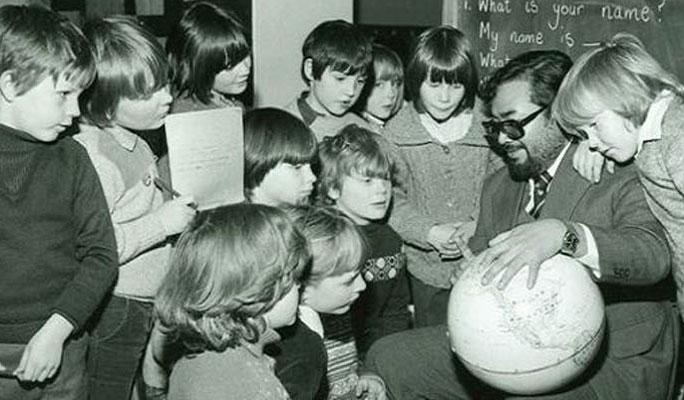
[448,254,606,395]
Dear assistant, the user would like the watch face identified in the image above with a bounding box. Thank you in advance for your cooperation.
[562,230,580,254]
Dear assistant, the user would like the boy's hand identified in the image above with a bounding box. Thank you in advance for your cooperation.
[158,195,197,236]
[142,325,169,391]
[356,373,387,400]
[15,313,74,382]
[573,140,615,183]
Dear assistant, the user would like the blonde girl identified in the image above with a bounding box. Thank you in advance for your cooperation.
[553,32,684,319]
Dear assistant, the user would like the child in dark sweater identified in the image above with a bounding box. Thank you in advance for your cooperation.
[318,124,411,360]
[0,6,117,399]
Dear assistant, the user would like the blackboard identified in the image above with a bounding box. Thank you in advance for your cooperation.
[454,0,684,81]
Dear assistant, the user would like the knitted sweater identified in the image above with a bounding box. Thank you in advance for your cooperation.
[0,124,118,343]
[384,103,501,288]
[282,93,370,141]
[74,124,170,301]
[635,97,684,316]
[168,329,289,400]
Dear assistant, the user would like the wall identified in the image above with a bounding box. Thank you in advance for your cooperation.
[355,0,442,26]
[252,0,353,107]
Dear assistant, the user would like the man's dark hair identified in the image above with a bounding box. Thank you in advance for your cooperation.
[479,50,573,117]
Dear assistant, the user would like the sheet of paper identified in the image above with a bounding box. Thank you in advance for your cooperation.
[165,107,244,210]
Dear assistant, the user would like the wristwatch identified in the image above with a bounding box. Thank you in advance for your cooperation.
[560,222,580,256]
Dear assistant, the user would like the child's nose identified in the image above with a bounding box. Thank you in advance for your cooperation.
[438,86,451,102]
[67,95,80,117]
[304,165,316,183]
[344,80,358,96]
[386,85,398,101]
[158,86,173,105]
[236,57,251,74]
[353,275,367,292]
[587,134,600,150]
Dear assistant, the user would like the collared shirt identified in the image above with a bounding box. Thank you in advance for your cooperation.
[74,124,169,300]
[298,304,324,338]
[418,110,473,145]
[296,92,326,127]
[525,142,601,277]
[636,90,675,155]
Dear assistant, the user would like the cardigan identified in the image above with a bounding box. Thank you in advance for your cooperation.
[282,93,371,141]
[635,97,684,317]
[74,124,170,301]
[384,102,501,288]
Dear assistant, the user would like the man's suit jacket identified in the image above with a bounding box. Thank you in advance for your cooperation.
[469,143,678,399]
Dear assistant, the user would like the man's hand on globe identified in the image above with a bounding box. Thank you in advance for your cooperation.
[477,219,566,290]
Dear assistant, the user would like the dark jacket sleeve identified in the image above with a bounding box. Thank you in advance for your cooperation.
[52,144,118,330]
[585,173,671,285]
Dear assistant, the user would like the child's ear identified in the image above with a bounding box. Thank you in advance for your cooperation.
[0,71,19,102]
[303,58,315,82]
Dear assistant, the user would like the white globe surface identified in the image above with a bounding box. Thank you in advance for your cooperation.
[448,254,606,395]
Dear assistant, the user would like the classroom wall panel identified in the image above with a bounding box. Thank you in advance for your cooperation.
[252,0,353,108]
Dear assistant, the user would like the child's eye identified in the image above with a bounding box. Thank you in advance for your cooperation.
[452,83,464,89]
[357,77,367,85]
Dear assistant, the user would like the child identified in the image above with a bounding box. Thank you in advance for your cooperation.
[355,43,405,133]
[74,17,196,400]
[280,205,386,400]
[283,19,373,140]
[154,204,309,400]
[244,107,317,206]
[0,5,118,399]
[317,124,410,359]
[167,1,251,113]
[384,25,499,327]
[552,33,684,319]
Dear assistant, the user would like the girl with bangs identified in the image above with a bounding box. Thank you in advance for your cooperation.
[167,1,251,113]
[552,33,684,320]
[384,26,500,327]
[355,44,405,133]
[153,204,309,400]
[318,125,411,360]
[74,16,197,400]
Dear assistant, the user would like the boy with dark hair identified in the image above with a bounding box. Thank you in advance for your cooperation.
[0,5,118,399]
[284,19,373,140]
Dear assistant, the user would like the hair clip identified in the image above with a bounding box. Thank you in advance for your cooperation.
[601,40,617,49]
[331,135,352,152]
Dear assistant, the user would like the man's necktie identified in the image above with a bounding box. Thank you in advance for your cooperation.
[530,171,552,218]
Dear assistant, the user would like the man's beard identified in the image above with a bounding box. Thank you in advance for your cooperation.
[490,140,542,181]
[488,125,567,182]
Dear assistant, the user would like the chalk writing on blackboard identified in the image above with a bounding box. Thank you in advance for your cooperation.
[455,0,683,81]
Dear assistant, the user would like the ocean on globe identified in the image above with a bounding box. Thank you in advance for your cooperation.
[448,254,605,395]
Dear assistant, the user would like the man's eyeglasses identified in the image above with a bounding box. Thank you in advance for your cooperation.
[482,106,547,140]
